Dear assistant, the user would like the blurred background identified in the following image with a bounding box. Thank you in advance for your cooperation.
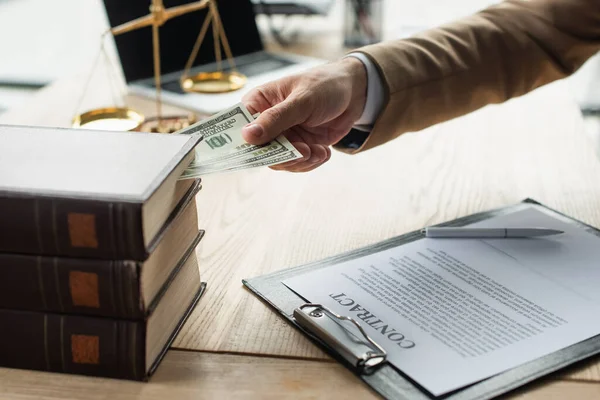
[0,0,598,153]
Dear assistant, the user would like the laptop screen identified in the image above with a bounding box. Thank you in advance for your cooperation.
[102,0,264,83]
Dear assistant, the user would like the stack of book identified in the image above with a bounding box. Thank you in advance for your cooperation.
[0,124,206,380]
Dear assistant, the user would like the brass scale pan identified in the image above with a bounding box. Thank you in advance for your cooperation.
[73,72,246,133]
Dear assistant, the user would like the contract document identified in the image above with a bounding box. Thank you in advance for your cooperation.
[283,206,600,396]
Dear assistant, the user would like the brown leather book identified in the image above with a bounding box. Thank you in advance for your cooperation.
[0,124,202,260]
[0,187,203,319]
[0,233,205,381]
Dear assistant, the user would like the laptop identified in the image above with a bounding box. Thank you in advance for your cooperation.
[101,0,326,114]
[251,0,334,15]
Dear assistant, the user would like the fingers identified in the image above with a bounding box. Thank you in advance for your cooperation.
[289,146,331,173]
[242,95,308,145]
[270,144,331,172]
[241,80,330,173]
[269,142,311,170]
[241,87,271,116]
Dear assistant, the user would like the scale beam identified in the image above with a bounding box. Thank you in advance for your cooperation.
[110,0,210,37]
[110,15,155,36]
[163,0,211,21]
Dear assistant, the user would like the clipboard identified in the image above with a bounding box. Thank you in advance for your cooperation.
[242,198,600,400]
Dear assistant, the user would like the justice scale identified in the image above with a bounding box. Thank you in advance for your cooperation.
[72,0,246,133]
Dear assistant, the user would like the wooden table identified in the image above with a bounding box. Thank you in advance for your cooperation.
[2,6,600,399]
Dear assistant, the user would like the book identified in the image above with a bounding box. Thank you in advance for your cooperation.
[0,124,202,260]
[0,232,205,381]
[0,190,203,319]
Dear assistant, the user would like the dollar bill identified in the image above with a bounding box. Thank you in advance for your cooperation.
[183,141,294,176]
[176,103,302,178]
[188,136,288,168]
[180,150,299,178]
[185,109,295,168]
[178,104,256,165]
[189,133,298,168]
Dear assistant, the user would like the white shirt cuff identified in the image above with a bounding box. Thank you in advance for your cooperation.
[345,52,385,128]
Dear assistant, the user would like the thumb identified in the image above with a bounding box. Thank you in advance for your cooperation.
[241,96,307,145]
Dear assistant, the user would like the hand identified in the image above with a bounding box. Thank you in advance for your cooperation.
[241,57,367,172]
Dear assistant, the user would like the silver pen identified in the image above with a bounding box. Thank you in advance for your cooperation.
[422,227,564,238]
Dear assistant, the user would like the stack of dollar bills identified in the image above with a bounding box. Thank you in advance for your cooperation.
[176,103,302,179]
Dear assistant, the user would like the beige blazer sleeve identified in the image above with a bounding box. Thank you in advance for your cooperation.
[337,0,600,154]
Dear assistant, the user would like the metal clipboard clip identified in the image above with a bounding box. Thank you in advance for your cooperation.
[293,303,387,373]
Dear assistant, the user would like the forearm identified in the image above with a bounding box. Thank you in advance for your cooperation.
[336,0,600,153]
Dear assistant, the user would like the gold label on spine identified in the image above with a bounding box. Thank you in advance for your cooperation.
[69,271,100,308]
[67,213,99,248]
[71,335,100,365]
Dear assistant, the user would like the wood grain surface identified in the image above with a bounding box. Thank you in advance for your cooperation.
[1,350,599,400]
[0,350,377,400]
[505,379,600,399]
[560,357,600,382]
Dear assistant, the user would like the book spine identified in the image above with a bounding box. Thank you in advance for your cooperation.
[0,253,144,319]
[0,309,146,380]
[0,195,145,260]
